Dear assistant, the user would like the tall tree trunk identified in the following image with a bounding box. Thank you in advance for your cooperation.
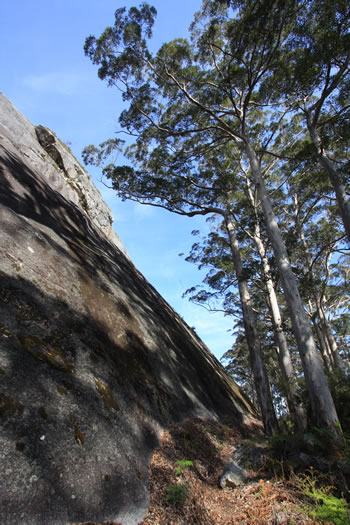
[296,202,345,372]
[225,215,278,436]
[308,301,333,371]
[247,180,307,431]
[315,319,333,370]
[307,120,350,244]
[252,224,307,432]
[318,303,345,371]
[245,142,343,444]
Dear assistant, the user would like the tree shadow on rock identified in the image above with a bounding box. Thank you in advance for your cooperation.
[0,145,256,524]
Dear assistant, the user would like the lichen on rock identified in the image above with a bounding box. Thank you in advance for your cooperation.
[95,379,119,411]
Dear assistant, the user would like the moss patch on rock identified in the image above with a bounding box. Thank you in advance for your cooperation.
[95,379,119,411]
[74,425,85,446]
[57,385,68,396]
[0,393,24,418]
[17,334,74,373]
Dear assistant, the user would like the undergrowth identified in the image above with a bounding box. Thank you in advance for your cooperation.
[165,483,188,504]
[175,459,193,476]
[291,468,350,524]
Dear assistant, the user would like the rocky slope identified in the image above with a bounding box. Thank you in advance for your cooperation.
[0,93,258,525]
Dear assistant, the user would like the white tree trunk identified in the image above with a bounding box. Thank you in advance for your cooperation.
[245,142,342,443]
[318,303,345,371]
[314,317,333,370]
[252,226,307,432]
[308,299,334,371]
[225,216,278,435]
[297,214,345,372]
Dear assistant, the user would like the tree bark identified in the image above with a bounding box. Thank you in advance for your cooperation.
[225,215,278,436]
[252,223,307,432]
[318,302,345,371]
[309,301,333,371]
[245,142,343,444]
[315,320,333,370]
[296,205,346,372]
[307,121,350,244]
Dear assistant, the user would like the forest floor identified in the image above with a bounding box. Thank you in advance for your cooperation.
[140,417,325,524]
[80,417,350,524]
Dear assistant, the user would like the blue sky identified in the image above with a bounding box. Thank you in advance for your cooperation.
[0,0,235,360]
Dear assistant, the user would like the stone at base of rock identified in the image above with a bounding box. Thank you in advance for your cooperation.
[219,458,247,488]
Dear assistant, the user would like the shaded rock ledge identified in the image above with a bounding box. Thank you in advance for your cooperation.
[0,92,259,525]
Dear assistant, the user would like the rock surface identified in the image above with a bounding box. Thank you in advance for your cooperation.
[218,458,247,488]
[0,92,258,525]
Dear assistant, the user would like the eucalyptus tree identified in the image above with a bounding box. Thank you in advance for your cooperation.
[186,206,307,432]
[274,143,349,373]
[186,223,276,395]
[185,215,279,434]
[198,159,307,432]
[267,0,350,242]
[224,213,279,434]
[243,177,307,431]
[290,187,347,372]
[84,0,342,442]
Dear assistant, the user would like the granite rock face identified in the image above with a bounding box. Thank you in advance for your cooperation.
[34,124,116,242]
[0,93,257,525]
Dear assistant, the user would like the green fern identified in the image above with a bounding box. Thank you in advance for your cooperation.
[175,459,193,476]
[294,468,349,524]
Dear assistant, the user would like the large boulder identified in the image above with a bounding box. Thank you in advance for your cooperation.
[0,92,258,525]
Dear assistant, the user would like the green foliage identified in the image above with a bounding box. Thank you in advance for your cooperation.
[293,469,350,524]
[175,459,193,476]
[328,371,350,434]
[165,483,188,504]
[82,139,124,167]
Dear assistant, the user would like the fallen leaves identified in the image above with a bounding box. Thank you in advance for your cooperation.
[140,418,322,524]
